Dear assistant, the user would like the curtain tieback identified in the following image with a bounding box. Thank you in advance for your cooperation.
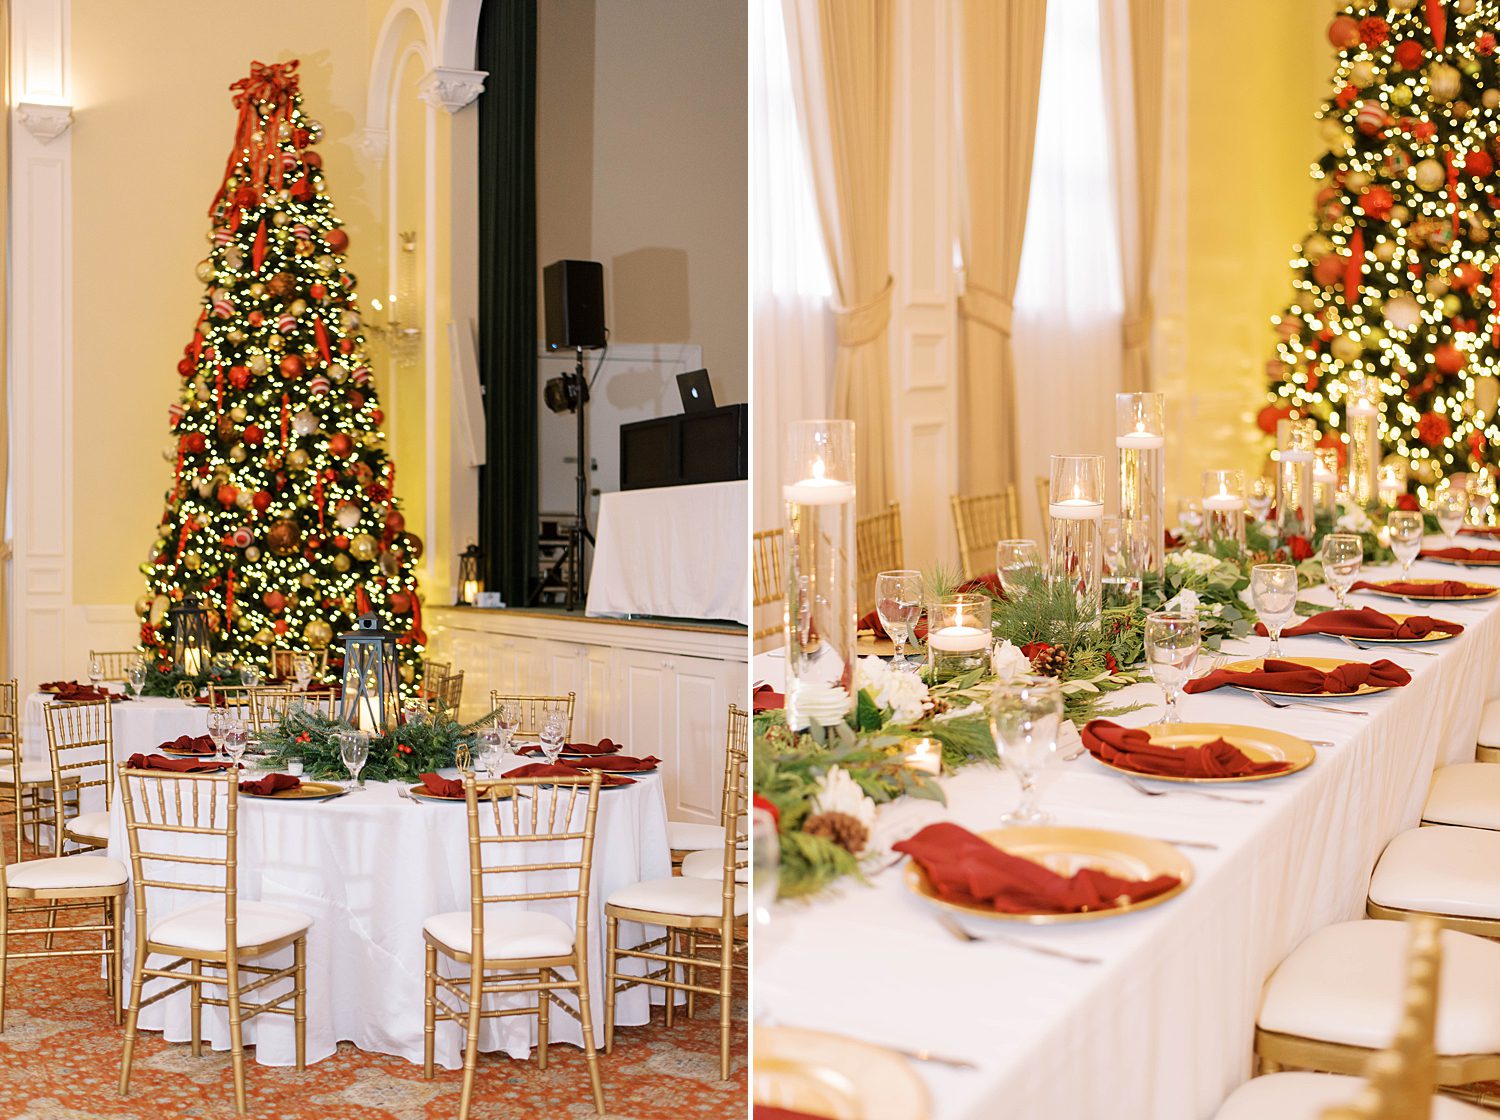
[1122,311,1153,350]
[832,276,894,348]
[958,283,1014,337]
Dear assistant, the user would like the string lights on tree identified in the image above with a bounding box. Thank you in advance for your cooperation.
[1266,0,1500,503]
[137,60,425,684]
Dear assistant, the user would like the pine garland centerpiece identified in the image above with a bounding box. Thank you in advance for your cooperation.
[254,704,491,783]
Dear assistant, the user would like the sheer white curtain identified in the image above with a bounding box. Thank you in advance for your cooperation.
[1013,0,1125,535]
[751,0,835,536]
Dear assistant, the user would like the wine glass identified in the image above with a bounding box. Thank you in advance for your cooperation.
[1177,498,1204,541]
[1143,612,1201,725]
[293,655,314,691]
[496,700,520,745]
[239,665,262,688]
[127,662,146,698]
[1248,476,1274,524]
[1470,471,1497,528]
[88,655,104,690]
[1387,510,1425,577]
[338,729,370,789]
[222,718,249,770]
[988,675,1063,825]
[875,570,923,672]
[995,539,1042,600]
[539,710,567,764]
[206,708,226,755]
[1320,533,1363,608]
[477,726,505,779]
[1251,563,1299,659]
[1434,487,1468,548]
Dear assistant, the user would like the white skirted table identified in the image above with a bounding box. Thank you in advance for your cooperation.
[106,771,672,1069]
[586,479,750,624]
[755,548,1500,1120]
[21,693,209,770]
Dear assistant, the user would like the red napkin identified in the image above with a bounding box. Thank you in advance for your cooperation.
[126,753,234,774]
[1421,547,1500,563]
[753,685,784,713]
[160,734,217,755]
[40,681,115,703]
[1182,657,1411,695]
[894,822,1181,915]
[418,772,466,798]
[1350,579,1496,598]
[960,571,1005,597]
[1081,720,1291,779]
[1461,525,1500,537]
[503,762,634,787]
[239,773,301,796]
[753,1108,825,1120]
[569,754,660,772]
[1253,607,1462,641]
[519,738,623,757]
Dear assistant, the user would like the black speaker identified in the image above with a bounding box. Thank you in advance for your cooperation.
[543,260,606,350]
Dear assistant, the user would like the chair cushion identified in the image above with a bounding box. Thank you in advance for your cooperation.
[0,761,59,785]
[1481,698,1500,748]
[1425,763,1500,829]
[422,909,575,960]
[681,847,749,884]
[1258,919,1500,1054]
[607,876,747,919]
[7,855,128,891]
[1369,826,1500,919]
[668,821,726,852]
[64,810,110,841]
[148,900,311,953]
[1213,1071,1491,1120]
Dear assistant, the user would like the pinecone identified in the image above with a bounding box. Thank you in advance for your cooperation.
[803,811,869,854]
[1028,644,1071,678]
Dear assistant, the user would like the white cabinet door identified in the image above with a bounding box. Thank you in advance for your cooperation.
[662,655,734,825]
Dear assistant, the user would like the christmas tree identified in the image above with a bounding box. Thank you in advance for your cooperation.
[1266,0,1500,499]
[137,60,425,682]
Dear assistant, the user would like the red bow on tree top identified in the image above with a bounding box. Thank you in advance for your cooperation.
[213,59,303,218]
[230,60,300,110]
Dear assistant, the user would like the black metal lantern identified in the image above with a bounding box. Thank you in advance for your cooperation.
[167,595,212,678]
[338,613,400,734]
[456,543,484,606]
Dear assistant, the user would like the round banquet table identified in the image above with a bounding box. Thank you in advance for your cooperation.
[105,772,672,1069]
[21,692,209,774]
[755,545,1500,1120]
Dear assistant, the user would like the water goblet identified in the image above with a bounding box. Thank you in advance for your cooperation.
[1434,487,1468,548]
[1177,498,1204,541]
[995,539,1043,600]
[1320,533,1363,608]
[293,655,314,691]
[206,708,226,754]
[127,663,146,698]
[223,719,250,768]
[1387,510,1425,577]
[1251,563,1298,659]
[88,656,104,690]
[477,727,506,779]
[988,676,1064,825]
[1470,470,1497,528]
[338,729,371,789]
[1248,476,1274,524]
[1144,612,1201,724]
[540,710,567,765]
[875,570,923,672]
[240,665,262,689]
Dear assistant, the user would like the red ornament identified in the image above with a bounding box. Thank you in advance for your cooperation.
[1257,404,1293,435]
[294,128,311,148]
[1434,343,1466,375]
[273,619,289,635]
[263,590,286,615]
[389,590,412,614]
[328,433,354,457]
[304,151,323,170]
[1480,32,1497,56]
[247,310,264,327]
[1396,493,1421,512]
[1313,254,1346,287]
[385,510,406,534]
[215,484,238,508]
[332,535,350,550]
[309,283,328,301]
[1358,16,1389,47]
[326,229,349,252]
[1472,430,1489,458]
[228,365,251,389]
[1336,84,1358,110]
[371,408,384,424]
[1417,411,1452,447]
[1468,151,1495,178]
[1327,14,1359,49]
[232,186,260,210]
[1395,40,1424,69]
[252,490,271,512]
[1355,101,1390,137]
[182,432,207,454]
[339,338,353,354]
[242,424,265,447]
[1455,262,1484,290]
[291,179,314,203]
[1287,536,1314,562]
[1358,185,1394,218]
[177,358,195,378]
[279,354,305,379]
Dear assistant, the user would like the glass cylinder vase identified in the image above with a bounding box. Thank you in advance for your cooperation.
[1313,448,1340,516]
[926,594,991,683]
[1344,383,1380,508]
[1377,460,1407,510]
[1202,469,1246,553]
[1048,453,1105,619]
[782,420,857,733]
[1276,418,1316,541]
[1116,393,1166,576]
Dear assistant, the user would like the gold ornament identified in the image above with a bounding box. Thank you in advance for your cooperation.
[400,663,415,685]
[248,353,269,374]
[267,517,302,556]
[332,553,352,573]
[1391,84,1413,108]
[300,572,317,588]
[254,628,274,647]
[1443,294,1463,316]
[1350,60,1379,88]
[315,255,336,275]
[184,551,203,570]
[1485,89,1500,111]
[244,545,261,562]
[1374,239,1398,263]
[1345,170,1370,192]
[134,596,152,618]
[1415,158,1445,191]
[248,282,266,299]
[294,241,316,258]
[229,406,247,422]
[227,329,247,345]
[304,619,334,647]
[1429,64,1462,103]
[350,533,378,561]
[268,334,284,352]
[289,299,308,317]
[196,259,215,282]
[229,445,248,463]
[287,449,311,471]
[271,211,288,227]
[1331,334,1361,363]
[150,595,170,626]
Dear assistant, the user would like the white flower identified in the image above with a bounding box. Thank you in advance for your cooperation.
[788,680,852,730]
[990,640,1034,680]
[1163,587,1203,615]
[1337,506,1373,534]
[1238,585,1257,610]
[813,766,877,831]
[1165,550,1221,580]
[854,655,928,725]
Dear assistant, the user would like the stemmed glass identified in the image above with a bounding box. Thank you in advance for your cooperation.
[1434,487,1468,549]
[1320,533,1363,608]
[988,676,1063,825]
[1387,510,1425,577]
[1177,498,1204,541]
[88,655,104,691]
[539,710,567,765]
[496,701,520,745]
[875,570,923,672]
[1251,563,1299,659]
[222,718,250,770]
[1469,470,1497,528]
[1143,612,1201,725]
[337,729,370,789]
[293,655,314,691]
[127,661,146,698]
[240,665,262,688]
[206,708,226,755]
[995,540,1042,600]
[476,727,506,779]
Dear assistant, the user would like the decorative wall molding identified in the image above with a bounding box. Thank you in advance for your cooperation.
[358,126,389,163]
[16,101,72,142]
[417,66,487,112]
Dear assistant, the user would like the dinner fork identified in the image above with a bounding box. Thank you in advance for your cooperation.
[933,911,1102,965]
[1121,774,1262,805]
[1254,692,1369,717]
[1334,634,1437,657]
[396,786,426,806]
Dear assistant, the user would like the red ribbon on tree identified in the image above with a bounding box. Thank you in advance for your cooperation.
[280,393,290,448]
[313,316,331,364]
[252,220,268,273]
[1446,148,1461,233]
[356,587,372,616]
[1490,266,1500,346]
[226,568,236,620]
[1344,228,1365,305]
[211,60,301,217]
[1426,0,1447,50]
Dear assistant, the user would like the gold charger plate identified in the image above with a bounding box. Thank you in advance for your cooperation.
[904,825,1193,925]
[753,1026,929,1120]
[1216,656,1398,697]
[1422,552,1500,567]
[1359,578,1500,602]
[242,780,348,801]
[1096,722,1315,784]
[1328,612,1459,644]
[855,631,898,657]
[407,781,515,803]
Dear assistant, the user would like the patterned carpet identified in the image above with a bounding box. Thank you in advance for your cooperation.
[0,838,747,1119]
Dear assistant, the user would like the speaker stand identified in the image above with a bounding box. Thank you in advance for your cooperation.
[530,348,595,611]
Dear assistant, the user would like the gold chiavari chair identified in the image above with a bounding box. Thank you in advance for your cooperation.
[117,766,311,1116]
[422,772,606,1118]
[0,802,128,1031]
[752,529,785,644]
[422,659,452,698]
[268,648,328,681]
[88,650,141,683]
[950,489,1022,578]
[432,670,465,717]
[42,699,114,854]
[670,705,749,859]
[1035,475,1051,528]
[207,684,258,726]
[250,686,338,730]
[487,692,577,739]
[855,502,904,618]
[0,681,55,859]
[604,709,748,1080]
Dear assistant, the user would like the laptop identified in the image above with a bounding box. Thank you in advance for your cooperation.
[676,369,716,413]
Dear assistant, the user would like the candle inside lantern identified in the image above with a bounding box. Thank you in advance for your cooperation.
[903,737,942,775]
[782,456,856,505]
[183,646,204,677]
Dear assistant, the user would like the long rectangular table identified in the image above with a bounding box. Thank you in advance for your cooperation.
[755,550,1500,1120]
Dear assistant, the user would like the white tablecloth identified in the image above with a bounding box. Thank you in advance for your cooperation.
[756,549,1500,1120]
[106,772,672,1068]
[22,693,208,770]
[587,480,749,624]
